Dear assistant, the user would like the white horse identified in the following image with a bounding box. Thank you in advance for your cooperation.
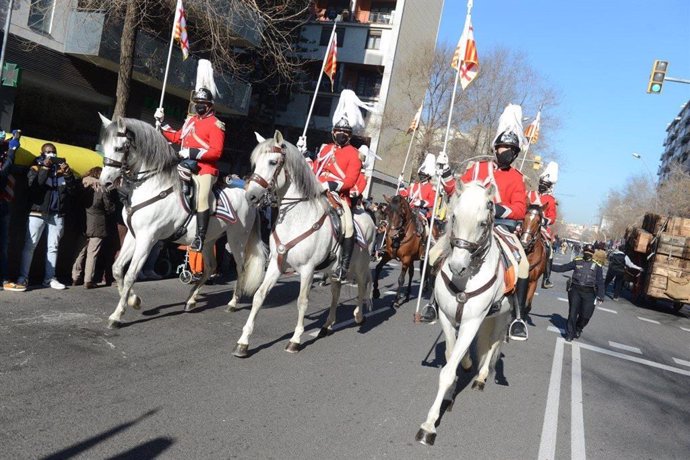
[98,115,266,328]
[232,130,376,357]
[416,182,512,446]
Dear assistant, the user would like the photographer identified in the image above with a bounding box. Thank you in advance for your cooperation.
[0,130,21,287]
[4,144,78,292]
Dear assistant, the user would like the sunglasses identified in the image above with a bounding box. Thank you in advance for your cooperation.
[43,151,57,154]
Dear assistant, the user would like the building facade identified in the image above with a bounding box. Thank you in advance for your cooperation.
[275,0,444,198]
[659,100,690,182]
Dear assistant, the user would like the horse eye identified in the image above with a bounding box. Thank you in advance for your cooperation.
[269,160,278,166]
[480,221,488,227]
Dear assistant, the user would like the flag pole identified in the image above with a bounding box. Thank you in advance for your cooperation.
[414,174,443,322]
[302,20,338,140]
[397,103,424,191]
[518,106,542,171]
[157,0,180,128]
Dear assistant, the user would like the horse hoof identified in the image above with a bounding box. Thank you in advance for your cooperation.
[372,289,380,299]
[415,429,436,446]
[225,305,239,313]
[107,320,121,329]
[471,381,485,391]
[232,343,249,358]
[185,302,197,312]
[461,363,472,373]
[356,315,366,326]
[285,342,300,353]
[316,327,333,339]
[128,295,141,310]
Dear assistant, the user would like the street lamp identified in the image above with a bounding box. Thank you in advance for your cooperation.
[631,152,659,209]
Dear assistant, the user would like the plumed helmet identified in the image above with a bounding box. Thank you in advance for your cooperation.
[540,161,559,184]
[192,87,214,104]
[494,130,521,154]
[418,152,436,179]
[583,244,594,254]
[331,89,377,134]
[333,116,353,134]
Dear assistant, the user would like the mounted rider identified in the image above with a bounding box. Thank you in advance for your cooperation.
[312,90,375,282]
[349,145,378,210]
[400,153,438,236]
[437,104,532,340]
[527,161,559,288]
[155,60,225,252]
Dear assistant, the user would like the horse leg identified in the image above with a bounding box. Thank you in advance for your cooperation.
[394,264,408,307]
[405,259,415,302]
[417,317,482,445]
[525,278,538,316]
[372,254,390,300]
[286,269,315,353]
[233,260,281,358]
[353,261,370,325]
[318,276,342,338]
[113,232,135,297]
[472,317,494,391]
[185,244,216,312]
[107,239,154,329]
[226,229,247,312]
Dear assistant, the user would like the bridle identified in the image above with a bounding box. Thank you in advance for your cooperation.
[449,201,494,269]
[246,144,288,192]
[519,207,542,253]
[103,127,157,186]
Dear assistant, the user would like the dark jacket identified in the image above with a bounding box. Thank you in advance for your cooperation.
[553,257,605,299]
[26,157,78,216]
[81,176,116,238]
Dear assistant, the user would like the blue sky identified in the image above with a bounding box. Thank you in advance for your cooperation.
[436,0,690,225]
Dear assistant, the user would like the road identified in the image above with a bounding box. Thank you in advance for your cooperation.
[1,252,689,459]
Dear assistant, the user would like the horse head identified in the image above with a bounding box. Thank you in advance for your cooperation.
[447,181,495,277]
[98,114,130,190]
[386,195,412,241]
[519,205,543,251]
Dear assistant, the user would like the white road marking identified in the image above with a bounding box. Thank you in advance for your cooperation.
[538,338,565,460]
[571,344,586,460]
[100,338,116,349]
[557,297,568,302]
[672,357,690,368]
[389,262,399,267]
[308,307,389,337]
[608,341,642,355]
[384,290,397,295]
[577,342,690,377]
[637,316,660,324]
[547,325,566,335]
[596,306,618,314]
[534,292,539,296]
[680,327,690,332]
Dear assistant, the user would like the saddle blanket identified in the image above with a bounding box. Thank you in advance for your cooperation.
[213,187,237,224]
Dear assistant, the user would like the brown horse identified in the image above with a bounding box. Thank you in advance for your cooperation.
[519,205,548,314]
[373,195,426,307]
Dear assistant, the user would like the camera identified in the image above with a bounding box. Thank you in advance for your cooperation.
[53,157,66,165]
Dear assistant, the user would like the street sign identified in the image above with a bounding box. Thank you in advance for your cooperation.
[2,62,19,87]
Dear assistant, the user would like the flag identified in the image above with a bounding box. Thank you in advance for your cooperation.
[524,111,541,144]
[450,14,478,90]
[173,0,190,60]
[324,31,338,91]
[406,104,423,134]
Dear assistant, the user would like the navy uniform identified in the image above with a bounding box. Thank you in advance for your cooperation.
[552,244,605,341]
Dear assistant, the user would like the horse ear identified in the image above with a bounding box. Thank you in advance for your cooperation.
[274,130,284,144]
[383,194,391,204]
[254,132,266,143]
[98,112,112,127]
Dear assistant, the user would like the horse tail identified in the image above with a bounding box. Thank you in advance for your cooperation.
[240,210,267,296]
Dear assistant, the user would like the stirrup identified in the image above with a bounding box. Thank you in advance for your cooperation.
[190,236,203,252]
[508,319,528,341]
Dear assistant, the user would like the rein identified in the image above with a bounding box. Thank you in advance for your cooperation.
[449,211,494,270]
[247,145,288,192]
[103,130,157,186]
[520,210,542,254]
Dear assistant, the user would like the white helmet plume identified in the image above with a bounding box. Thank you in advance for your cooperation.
[418,153,436,176]
[332,89,377,133]
[358,145,381,172]
[493,103,528,152]
[540,161,559,184]
[195,59,219,98]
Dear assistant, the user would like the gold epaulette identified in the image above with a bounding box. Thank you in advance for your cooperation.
[215,119,226,131]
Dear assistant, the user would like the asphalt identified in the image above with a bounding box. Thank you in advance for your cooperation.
[1,252,689,459]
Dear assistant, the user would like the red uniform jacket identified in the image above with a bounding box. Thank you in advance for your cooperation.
[460,161,526,220]
[400,181,436,217]
[161,113,225,176]
[313,143,361,205]
[527,190,557,238]
[350,170,367,198]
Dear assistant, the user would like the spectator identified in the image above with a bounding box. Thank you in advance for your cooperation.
[71,167,115,289]
[0,130,20,287]
[605,244,643,301]
[4,144,78,291]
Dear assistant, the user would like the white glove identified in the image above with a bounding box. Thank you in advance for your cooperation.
[436,150,449,167]
[412,200,422,207]
[321,181,329,191]
[296,136,307,154]
[179,148,190,159]
[154,107,164,123]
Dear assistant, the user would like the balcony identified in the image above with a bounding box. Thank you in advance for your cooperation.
[298,23,391,67]
[64,10,252,115]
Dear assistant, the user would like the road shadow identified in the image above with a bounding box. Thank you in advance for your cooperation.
[40,409,161,460]
[106,437,174,460]
[530,312,568,335]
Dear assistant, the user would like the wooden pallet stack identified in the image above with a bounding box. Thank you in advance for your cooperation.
[640,214,690,303]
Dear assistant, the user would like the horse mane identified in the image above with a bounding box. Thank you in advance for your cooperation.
[103,117,178,176]
[251,137,323,200]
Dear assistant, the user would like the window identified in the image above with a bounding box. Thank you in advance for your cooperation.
[366,30,382,50]
[29,0,56,34]
[369,3,394,24]
[320,26,345,47]
[356,73,382,98]
[314,96,332,117]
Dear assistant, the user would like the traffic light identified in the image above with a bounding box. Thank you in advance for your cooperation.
[647,60,668,94]
[533,155,542,170]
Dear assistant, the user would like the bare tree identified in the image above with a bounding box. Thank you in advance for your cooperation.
[78,0,312,117]
[599,175,656,237]
[657,162,690,217]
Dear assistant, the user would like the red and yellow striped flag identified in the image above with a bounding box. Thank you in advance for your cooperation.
[450,14,478,90]
[173,0,190,60]
[406,104,423,134]
[324,32,338,91]
[524,111,541,144]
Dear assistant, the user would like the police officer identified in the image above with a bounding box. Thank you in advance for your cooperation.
[552,244,605,341]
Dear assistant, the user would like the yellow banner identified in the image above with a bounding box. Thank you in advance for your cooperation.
[8,135,103,177]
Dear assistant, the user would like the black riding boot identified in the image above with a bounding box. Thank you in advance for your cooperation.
[191,210,210,252]
[332,236,355,282]
[509,278,529,341]
[542,259,554,288]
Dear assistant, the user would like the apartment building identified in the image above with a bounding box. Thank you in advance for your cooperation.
[659,100,690,182]
[275,0,444,198]
[0,0,256,151]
